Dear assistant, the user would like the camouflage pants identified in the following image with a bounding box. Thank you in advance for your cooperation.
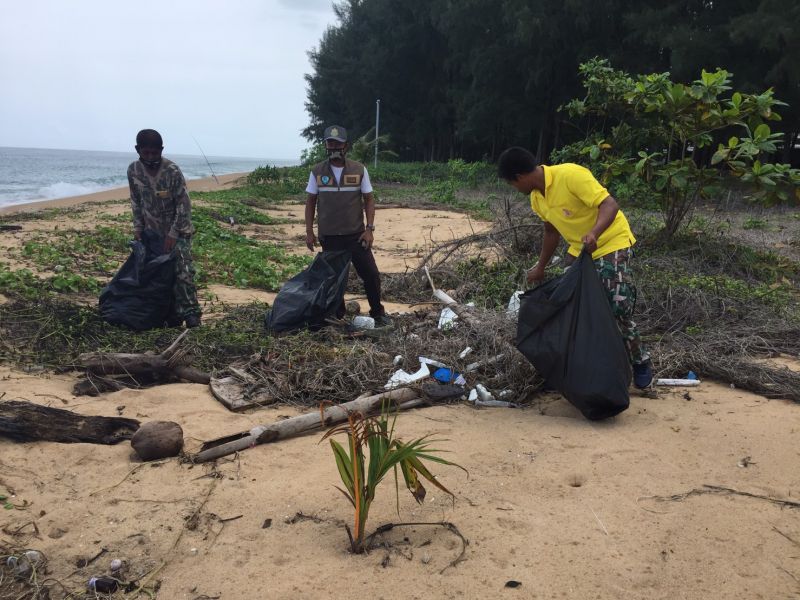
[594,249,648,366]
[170,238,201,320]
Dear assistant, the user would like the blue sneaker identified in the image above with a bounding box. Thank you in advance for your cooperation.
[633,360,653,389]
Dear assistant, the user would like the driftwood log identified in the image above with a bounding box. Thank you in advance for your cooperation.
[74,331,210,395]
[0,400,140,444]
[193,387,423,463]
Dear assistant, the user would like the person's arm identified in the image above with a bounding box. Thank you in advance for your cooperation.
[527,221,561,285]
[358,192,376,249]
[305,193,318,251]
[166,168,192,252]
[128,170,143,241]
[581,195,619,253]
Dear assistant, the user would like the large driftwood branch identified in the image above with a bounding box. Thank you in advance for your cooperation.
[74,331,210,395]
[0,400,140,444]
[193,387,422,463]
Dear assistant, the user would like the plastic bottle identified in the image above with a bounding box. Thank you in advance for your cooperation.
[687,370,698,380]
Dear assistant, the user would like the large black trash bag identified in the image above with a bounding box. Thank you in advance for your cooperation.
[265,250,351,333]
[99,229,176,330]
[516,250,630,420]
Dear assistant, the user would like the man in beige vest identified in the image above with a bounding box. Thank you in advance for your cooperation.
[305,125,391,326]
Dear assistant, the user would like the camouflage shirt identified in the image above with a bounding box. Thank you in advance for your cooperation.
[127,158,195,238]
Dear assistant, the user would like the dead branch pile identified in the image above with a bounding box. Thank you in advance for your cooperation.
[222,307,541,407]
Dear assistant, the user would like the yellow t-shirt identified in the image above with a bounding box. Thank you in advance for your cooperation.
[530,163,636,259]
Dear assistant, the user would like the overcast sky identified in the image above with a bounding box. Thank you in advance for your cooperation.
[0,0,338,159]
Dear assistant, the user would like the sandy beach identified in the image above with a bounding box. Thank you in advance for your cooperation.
[1,185,800,599]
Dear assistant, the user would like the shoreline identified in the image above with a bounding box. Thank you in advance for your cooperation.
[0,172,249,215]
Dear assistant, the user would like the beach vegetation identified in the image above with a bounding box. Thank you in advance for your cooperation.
[321,404,463,554]
[19,225,130,276]
[191,208,309,290]
[557,59,800,237]
[300,143,327,166]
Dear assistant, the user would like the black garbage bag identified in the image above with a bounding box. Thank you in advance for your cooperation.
[99,229,176,330]
[265,250,351,333]
[516,250,630,420]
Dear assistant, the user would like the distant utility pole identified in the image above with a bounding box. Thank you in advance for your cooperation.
[374,98,381,168]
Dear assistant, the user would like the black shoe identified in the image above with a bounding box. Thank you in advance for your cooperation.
[633,360,653,389]
[185,314,202,328]
[165,317,182,328]
[373,314,394,328]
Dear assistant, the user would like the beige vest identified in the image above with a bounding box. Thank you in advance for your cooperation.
[311,158,366,236]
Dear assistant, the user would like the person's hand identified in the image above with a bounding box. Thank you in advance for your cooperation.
[581,232,598,254]
[526,263,545,286]
[358,229,374,250]
[134,231,142,241]
[164,236,177,253]
[305,231,317,251]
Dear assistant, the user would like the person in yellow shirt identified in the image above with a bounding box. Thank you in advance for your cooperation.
[497,146,652,389]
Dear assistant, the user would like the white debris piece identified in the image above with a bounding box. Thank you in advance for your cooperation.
[438,307,458,329]
[506,291,524,317]
[419,356,448,369]
[469,385,517,408]
[656,378,701,386]
[385,361,430,389]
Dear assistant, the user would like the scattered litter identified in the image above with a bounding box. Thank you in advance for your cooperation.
[432,367,466,386]
[686,370,698,380]
[438,307,458,329]
[419,356,448,369]
[465,353,506,373]
[459,347,473,359]
[352,315,375,329]
[737,456,755,468]
[475,383,495,403]
[87,576,118,593]
[469,385,517,408]
[393,355,404,366]
[505,580,522,588]
[422,383,465,401]
[656,378,701,386]
[506,291,524,317]
[385,360,430,389]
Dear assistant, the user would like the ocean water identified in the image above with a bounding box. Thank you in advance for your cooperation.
[0,146,296,208]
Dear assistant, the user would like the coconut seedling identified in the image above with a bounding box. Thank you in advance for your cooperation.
[321,404,463,554]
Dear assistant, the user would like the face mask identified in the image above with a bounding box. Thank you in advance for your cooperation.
[327,148,345,160]
[140,158,162,169]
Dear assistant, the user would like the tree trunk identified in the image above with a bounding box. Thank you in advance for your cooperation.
[0,400,139,444]
[193,387,420,463]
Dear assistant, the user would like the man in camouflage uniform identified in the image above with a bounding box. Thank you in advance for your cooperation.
[127,129,201,328]
[498,146,653,389]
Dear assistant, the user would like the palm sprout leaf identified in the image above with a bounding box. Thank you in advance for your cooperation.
[329,439,355,497]
[399,458,426,503]
[399,447,457,498]
[333,485,356,508]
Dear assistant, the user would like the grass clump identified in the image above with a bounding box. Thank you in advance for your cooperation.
[192,210,309,290]
[19,225,130,276]
[0,262,101,297]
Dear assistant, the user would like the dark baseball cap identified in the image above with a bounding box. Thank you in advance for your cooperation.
[323,125,347,142]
